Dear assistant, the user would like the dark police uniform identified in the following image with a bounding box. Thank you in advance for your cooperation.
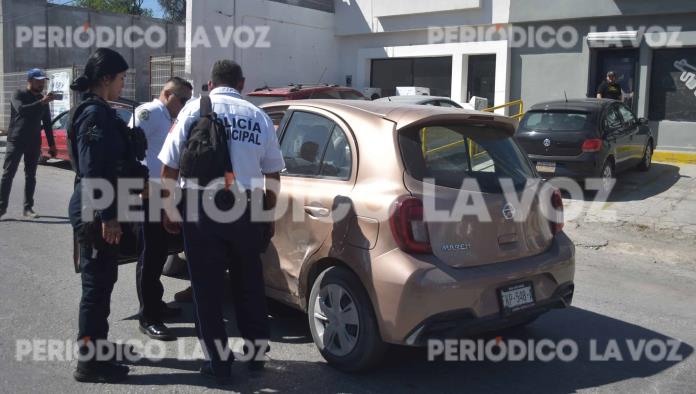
[67,93,142,345]
[0,89,54,213]
[158,87,284,375]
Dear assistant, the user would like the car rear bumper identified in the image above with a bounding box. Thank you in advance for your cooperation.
[529,152,603,179]
[369,232,575,345]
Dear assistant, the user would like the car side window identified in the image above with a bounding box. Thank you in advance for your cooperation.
[604,106,622,131]
[263,108,289,136]
[319,126,352,180]
[279,111,335,177]
[309,90,341,99]
[437,100,459,108]
[339,90,364,100]
[424,100,440,106]
[52,112,69,130]
[618,105,636,126]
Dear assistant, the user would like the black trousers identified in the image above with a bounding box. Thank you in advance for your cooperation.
[181,191,269,375]
[136,203,169,325]
[0,140,40,211]
[78,242,119,341]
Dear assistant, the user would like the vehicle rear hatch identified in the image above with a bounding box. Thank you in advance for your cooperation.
[397,115,555,268]
[515,110,596,157]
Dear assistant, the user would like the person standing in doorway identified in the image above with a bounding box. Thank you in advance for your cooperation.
[596,71,623,101]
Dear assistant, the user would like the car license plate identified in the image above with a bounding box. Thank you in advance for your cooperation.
[536,161,556,173]
[499,282,535,313]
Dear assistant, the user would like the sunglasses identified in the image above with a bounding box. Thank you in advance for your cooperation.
[172,92,191,105]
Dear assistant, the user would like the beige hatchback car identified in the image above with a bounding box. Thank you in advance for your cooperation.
[260,100,575,371]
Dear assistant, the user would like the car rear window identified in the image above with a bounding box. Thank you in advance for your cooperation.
[519,111,590,132]
[399,124,535,192]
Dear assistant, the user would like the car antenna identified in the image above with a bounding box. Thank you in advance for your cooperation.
[564,90,568,103]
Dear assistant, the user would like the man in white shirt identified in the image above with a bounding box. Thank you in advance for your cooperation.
[158,60,284,381]
[130,77,192,341]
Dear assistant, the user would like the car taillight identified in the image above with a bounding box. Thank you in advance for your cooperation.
[581,138,603,152]
[550,189,564,235]
[389,197,432,254]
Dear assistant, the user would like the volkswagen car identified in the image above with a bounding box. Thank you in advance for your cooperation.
[515,99,655,190]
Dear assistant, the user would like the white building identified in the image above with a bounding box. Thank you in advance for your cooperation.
[187,0,696,151]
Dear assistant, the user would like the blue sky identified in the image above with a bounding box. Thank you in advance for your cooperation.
[142,0,165,18]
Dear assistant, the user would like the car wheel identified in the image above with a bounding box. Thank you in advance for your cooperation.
[638,142,653,172]
[600,160,615,194]
[308,266,386,372]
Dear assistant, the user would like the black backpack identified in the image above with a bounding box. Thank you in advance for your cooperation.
[179,95,233,186]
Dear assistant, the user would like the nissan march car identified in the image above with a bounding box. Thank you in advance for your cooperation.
[259,100,575,371]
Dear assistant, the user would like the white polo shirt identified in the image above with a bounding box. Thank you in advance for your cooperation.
[129,98,173,183]
[157,87,285,190]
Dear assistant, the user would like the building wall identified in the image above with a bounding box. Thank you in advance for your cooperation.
[186,0,338,96]
[1,0,184,102]
[508,0,696,23]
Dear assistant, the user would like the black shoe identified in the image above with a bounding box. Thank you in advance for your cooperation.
[199,362,233,385]
[160,304,182,319]
[23,209,39,219]
[73,360,129,383]
[139,322,176,341]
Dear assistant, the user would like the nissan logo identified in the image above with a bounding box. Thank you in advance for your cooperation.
[502,203,516,220]
[543,138,552,148]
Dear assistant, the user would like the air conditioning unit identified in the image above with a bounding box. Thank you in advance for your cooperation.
[363,87,382,100]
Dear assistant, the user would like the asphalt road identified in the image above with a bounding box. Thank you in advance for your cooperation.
[1,148,695,393]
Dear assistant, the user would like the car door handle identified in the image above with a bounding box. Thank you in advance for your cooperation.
[304,205,330,217]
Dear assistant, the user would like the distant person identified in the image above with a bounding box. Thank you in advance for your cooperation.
[596,71,623,101]
[0,69,57,220]
[130,77,192,341]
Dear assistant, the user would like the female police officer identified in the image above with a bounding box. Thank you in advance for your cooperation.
[67,48,142,383]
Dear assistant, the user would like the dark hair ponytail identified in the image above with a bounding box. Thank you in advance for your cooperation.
[70,48,129,92]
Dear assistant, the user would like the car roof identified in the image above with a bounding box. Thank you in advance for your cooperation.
[248,84,359,97]
[261,99,516,135]
[528,98,616,113]
[375,95,455,104]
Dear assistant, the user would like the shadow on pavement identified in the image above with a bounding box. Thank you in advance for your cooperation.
[558,163,684,203]
[0,215,70,224]
[115,306,692,392]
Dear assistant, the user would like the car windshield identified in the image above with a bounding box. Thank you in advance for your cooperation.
[399,124,535,192]
[519,111,590,132]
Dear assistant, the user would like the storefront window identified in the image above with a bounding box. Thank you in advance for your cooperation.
[370,57,452,97]
[649,48,696,122]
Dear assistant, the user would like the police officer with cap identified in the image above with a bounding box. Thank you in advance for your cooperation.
[158,60,284,382]
[130,77,193,341]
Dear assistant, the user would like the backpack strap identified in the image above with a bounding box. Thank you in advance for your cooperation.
[200,95,213,118]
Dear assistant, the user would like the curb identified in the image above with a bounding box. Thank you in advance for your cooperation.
[653,150,696,165]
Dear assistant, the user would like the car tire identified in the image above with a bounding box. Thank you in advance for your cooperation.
[308,266,387,372]
[638,142,653,172]
[599,160,615,194]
